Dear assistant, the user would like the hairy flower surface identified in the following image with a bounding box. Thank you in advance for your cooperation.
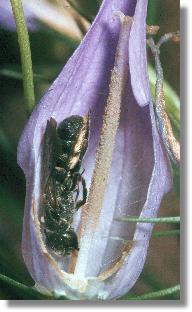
[17,0,172,300]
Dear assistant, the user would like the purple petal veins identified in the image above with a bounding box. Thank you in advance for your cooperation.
[17,0,172,299]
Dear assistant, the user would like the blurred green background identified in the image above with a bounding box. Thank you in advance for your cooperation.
[0,0,180,300]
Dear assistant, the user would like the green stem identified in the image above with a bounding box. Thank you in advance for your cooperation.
[152,229,180,237]
[147,0,159,24]
[10,0,35,113]
[126,284,180,300]
[139,272,179,300]
[0,68,51,82]
[0,273,50,299]
[116,216,180,223]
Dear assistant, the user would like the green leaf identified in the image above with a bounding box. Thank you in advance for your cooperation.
[0,273,51,300]
[147,0,160,25]
[116,216,180,224]
[110,229,180,245]
[122,284,180,300]
[0,68,51,83]
[152,229,180,238]
[138,271,180,300]
[0,63,65,84]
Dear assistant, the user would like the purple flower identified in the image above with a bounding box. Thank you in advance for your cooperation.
[17,0,172,300]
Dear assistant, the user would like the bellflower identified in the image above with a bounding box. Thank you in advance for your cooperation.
[17,0,172,300]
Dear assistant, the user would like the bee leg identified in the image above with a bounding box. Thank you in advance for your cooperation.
[74,171,86,201]
[76,176,87,209]
[68,172,78,192]
[74,182,80,202]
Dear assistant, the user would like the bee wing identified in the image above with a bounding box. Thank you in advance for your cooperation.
[41,118,59,193]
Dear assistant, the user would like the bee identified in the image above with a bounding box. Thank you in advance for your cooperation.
[41,115,89,255]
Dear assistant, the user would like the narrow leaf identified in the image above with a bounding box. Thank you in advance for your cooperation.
[124,284,180,300]
[116,216,180,223]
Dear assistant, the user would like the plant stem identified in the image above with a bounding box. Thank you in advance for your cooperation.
[125,284,180,300]
[147,35,180,165]
[110,228,180,246]
[0,273,50,299]
[10,0,35,113]
[139,272,179,299]
[147,0,159,25]
[152,229,180,237]
[0,68,51,82]
[116,216,180,223]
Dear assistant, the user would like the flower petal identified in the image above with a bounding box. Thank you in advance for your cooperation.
[129,0,151,106]
[95,0,173,298]
[18,0,136,175]
[18,0,139,298]
[18,0,173,299]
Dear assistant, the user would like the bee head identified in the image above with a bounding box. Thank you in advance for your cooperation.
[57,116,84,141]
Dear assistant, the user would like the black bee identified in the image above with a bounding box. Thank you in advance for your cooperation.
[41,115,89,255]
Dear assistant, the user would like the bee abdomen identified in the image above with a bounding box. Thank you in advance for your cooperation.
[45,227,79,254]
